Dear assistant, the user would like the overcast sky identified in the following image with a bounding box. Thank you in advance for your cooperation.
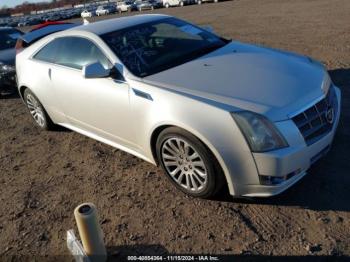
[2,0,45,8]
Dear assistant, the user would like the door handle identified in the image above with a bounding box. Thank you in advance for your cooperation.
[48,68,52,80]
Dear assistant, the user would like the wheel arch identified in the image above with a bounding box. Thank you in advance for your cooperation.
[19,85,28,101]
[149,123,235,195]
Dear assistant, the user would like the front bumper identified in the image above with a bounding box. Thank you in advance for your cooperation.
[238,85,341,197]
[0,70,17,90]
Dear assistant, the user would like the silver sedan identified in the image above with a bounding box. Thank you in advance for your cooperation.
[16,15,341,198]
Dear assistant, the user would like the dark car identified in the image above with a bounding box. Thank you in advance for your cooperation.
[0,27,23,96]
[149,0,163,8]
[132,0,154,11]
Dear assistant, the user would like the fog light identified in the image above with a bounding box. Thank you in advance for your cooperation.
[259,169,301,185]
[259,175,287,185]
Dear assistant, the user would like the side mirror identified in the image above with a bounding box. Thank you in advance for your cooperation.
[202,25,214,33]
[82,62,110,79]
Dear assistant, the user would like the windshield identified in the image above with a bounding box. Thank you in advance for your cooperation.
[101,17,228,77]
[0,29,23,51]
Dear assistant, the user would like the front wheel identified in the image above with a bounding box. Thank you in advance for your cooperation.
[156,127,224,198]
[23,88,55,130]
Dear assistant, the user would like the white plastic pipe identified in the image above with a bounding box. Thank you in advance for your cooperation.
[74,203,107,262]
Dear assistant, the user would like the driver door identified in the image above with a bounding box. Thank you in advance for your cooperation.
[49,37,137,149]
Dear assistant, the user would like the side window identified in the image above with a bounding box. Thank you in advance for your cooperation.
[54,37,112,70]
[33,38,63,63]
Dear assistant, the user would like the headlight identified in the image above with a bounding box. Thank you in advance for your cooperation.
[321,72,332,95]
[232,111,288,152]
[0,62,15,74]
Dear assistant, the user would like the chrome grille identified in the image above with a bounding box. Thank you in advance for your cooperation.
[292,86,337,146]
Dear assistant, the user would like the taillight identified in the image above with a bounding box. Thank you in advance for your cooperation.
[15,39,24,54]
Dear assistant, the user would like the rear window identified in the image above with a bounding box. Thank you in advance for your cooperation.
[33,38,63,63]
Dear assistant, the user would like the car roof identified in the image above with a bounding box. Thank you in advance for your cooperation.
[72,14,170,35]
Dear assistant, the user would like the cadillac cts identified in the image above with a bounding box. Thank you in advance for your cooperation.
[16,15,341,198]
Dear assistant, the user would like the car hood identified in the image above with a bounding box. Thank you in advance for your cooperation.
[143,41,327,121]
[0,48,16,65]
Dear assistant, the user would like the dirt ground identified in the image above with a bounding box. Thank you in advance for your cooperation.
[1,0,350,260]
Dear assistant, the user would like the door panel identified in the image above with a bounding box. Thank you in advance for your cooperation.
[50,65,137,149]
[30,61,67,123]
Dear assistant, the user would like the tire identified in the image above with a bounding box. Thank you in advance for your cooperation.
[165,3,169,8]
[214,0,218,3]
[156,127,225,198]
[197,0,202,4]
[23,88,55,130]
[179,1,184,6]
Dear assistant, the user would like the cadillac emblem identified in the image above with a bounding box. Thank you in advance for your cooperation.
[326,107,335,124]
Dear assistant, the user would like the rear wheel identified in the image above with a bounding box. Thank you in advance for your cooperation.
[23,88,55,130]
[156,127,224,198]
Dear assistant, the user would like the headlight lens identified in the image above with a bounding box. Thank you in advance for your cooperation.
[0,62,15,74]
[232,111,288,152]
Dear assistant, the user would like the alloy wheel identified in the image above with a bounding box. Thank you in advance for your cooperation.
[26,94,45,127]
[161,137,208,192]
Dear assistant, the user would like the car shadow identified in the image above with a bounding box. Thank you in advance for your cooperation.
[213,68,350,213]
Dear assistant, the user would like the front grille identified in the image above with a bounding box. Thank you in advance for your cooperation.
[292,86,338,146]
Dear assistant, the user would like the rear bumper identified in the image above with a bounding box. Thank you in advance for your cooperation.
[237,85,341,197]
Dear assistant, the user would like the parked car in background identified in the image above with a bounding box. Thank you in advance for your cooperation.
[133,0,154,11]
[0,27,23,96]
[116,1,132,13]
[162,0,185,8]
[15,22,79,53]
[149,0,163,8]
[195,0,218,4]
[81,10,93,18]
[16,15,341,198]
[96,5,110,16]
[17,21,28,27]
